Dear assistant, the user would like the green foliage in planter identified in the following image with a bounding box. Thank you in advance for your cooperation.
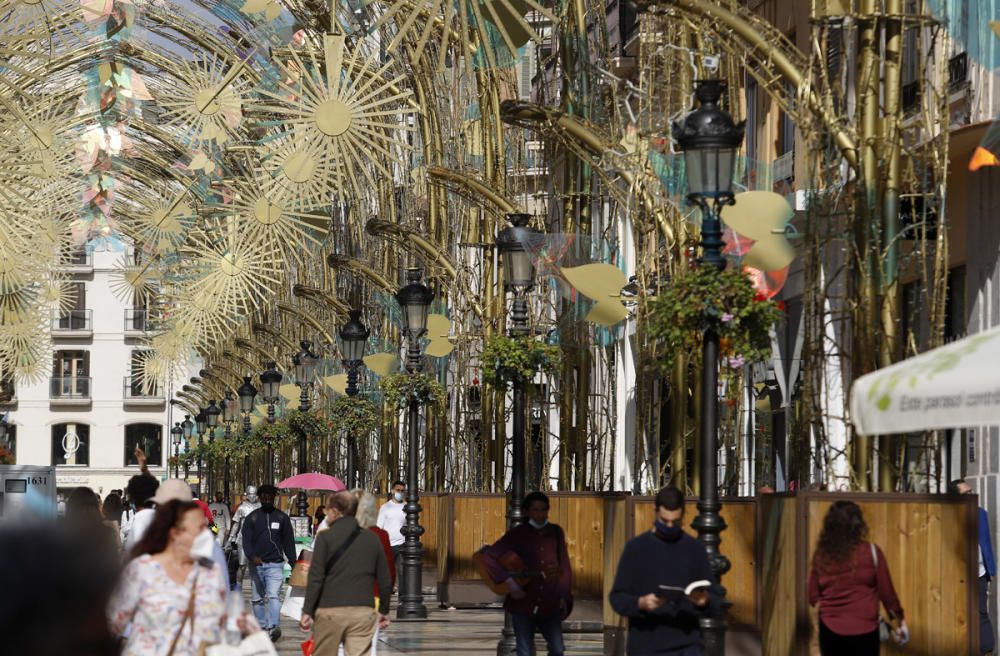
[286,409,325,437]
[648,265,784,371]
[380,372,446,408]
[327,395,379,437]
[481,334,561,389]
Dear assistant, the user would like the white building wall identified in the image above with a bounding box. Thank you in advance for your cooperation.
[6,243,188,497]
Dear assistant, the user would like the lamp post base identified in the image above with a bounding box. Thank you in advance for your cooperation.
[496,614,517,655]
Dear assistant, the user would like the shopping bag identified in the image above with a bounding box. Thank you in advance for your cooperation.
[289,549,312,588]
[300,637,315,656]
[202,631,278,655]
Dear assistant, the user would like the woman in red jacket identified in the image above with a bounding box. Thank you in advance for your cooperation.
[808,500,909,654]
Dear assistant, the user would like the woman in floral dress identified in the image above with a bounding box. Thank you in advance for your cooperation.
[109,499,228,656]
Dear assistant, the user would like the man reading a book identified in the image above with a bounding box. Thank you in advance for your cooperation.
[609,486,716,655]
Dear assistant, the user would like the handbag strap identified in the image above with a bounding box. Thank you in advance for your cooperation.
[323,525,364,578]
[166,569,200,656]
[869,542,877,568]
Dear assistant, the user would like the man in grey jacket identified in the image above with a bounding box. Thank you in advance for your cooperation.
[300,491,392,656]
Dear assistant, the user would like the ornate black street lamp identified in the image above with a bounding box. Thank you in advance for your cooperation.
[260,361,283,424]
[171,422,183,478]
[221,392,238,504]
[205,400,221,496]
[237,376,257,487]
[394,267,434,620]
[672,79,745,655]
[340,309,369,489]
[195,409,207,495]
[293,340,318,412]
[495,212,541,654]
[260,361,282,483]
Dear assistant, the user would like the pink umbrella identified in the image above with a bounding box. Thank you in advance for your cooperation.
[277,473,346,491]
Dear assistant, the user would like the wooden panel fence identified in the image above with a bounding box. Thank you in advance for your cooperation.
[759,491,978,655]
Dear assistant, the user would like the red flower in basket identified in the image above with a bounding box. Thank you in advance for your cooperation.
[753,291,767,302]
[776,300,786,312]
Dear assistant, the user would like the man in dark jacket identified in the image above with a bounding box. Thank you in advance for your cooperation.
[952,479,997,654]
[301,490,392,656]
[610,486,716,655]
[479,491,573,656]
[242,483,297,641]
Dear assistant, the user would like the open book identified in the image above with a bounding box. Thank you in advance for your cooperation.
[657,580,711,597]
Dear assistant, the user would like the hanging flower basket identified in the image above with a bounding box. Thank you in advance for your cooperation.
[328,396,379,437]
[0,446,15,465]
[380,372,446,408]
[480,334,561,389]
[648,266,783,371]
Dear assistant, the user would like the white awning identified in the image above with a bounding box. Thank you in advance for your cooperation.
[850,326,1000,435]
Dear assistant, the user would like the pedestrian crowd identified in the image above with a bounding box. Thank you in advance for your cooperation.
[2,466,996,655]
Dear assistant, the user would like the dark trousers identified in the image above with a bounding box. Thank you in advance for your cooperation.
[981,574,996,654]
[818,621,879,656]
[391,544,403,588]
[510,612,564,656]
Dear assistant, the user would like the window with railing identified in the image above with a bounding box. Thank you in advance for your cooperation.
[64,250,92,267]
[52,350,90,399]
[124,308,147,332]
[124,375,160,399]
[52,309,92,331]
[0,375,14,403]
[948,52,968,90]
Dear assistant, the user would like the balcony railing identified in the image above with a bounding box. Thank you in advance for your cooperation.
[51,309,92,332]
[124,308,148,333]
[124,375,161,400]
[50,376,91,400]
[57,252,93,272]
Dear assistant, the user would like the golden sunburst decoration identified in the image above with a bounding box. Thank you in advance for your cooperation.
[29,207,75,264]
[249,33,416,202]
[0,311,51,384]
[0,0,84,48]
[163,229,285,349]
[259,129,334,208]
[37,275,78,315]
[122,182,199,255]
[157,51,252,147]
[109,252,162,305]
[364,0,558,72]
[214,164,330,263]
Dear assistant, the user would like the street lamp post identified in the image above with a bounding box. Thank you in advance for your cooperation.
[195,409,207,497]
[205,400,221,497]
[181,414,194,481]
[394,267,434,620]
[171,422,183,478]
[293,341,318,476]
[340,310,370,489]
[494,212,541,655]
[237,376,257,488]
[221,392,238,504]
[672,78,745,656]
[260,362,283,483]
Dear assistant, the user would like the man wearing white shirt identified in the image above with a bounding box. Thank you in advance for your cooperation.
[377,480,407,586]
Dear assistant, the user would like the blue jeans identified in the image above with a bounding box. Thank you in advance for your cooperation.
[511,612,564,656]
[250,562,284,629]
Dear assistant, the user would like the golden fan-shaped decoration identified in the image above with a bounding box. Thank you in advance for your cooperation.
[0,0,84,46]
[249,33,415,202]
[0,312,52,384]
[213,165,330,263]
[1,95,78,185]
[157,51,250,147]
[109,253,162,305]
[364,0,558,71]
[123,184,199,255]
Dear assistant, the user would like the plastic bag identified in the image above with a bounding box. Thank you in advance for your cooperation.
[301,637,315,656]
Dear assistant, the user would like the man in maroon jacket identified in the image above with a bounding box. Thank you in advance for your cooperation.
[479,491,573,656]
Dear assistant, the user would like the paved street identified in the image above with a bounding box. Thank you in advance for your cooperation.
[267,598,605,655]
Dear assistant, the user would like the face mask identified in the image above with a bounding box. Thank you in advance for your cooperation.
[528,519,549,530]
[655,519,683,542]
[190,528,215,561]
[393,492,404,502]
[260,500,274,511]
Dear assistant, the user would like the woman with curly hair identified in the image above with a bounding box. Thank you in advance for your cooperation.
[808,500,908,654]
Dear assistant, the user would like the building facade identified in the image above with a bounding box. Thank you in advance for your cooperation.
[2,244,181,497]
